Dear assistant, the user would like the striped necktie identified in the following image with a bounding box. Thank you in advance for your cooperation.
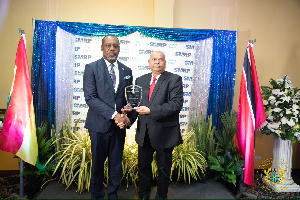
[109,63,116,88]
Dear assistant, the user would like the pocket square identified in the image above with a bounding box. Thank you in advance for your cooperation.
[124,75,131,80]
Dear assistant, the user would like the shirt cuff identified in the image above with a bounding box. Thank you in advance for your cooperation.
[111,111,118,119]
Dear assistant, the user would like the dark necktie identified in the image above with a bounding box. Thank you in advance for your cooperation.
[109,63,116,88]
[148,76,156,102]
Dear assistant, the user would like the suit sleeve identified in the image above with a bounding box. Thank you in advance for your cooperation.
[150,75,183,119]
[83,64,115,120]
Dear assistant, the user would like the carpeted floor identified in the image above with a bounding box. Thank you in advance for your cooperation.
[238,170,300,199]
[1,171,300,199]
[0,175,19,199]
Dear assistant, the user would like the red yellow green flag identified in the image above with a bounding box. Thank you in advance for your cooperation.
[0,36,38,166]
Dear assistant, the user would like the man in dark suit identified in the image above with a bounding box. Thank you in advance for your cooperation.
[83,35,134,199]
[134,51,184,199]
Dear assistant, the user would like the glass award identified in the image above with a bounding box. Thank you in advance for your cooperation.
[125,85,142,108]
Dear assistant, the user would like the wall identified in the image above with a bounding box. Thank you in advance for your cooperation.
[0,0,300,170]
[173,0,300,169]
[0,0,155,170]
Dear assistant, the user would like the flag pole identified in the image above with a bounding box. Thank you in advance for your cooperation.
[18,28,25,199]
[5,27,37,199]
[235,39,261,199]
[19,158,24,198]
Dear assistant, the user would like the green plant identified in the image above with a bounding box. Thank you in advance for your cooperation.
[208,152,244,185]
[46,121,92,193]
[216,111,238,154]
[121,142,158,189]
[22,122,56,177]
[171,130,207,184]
[121,142,139,188]
[209,111,244,186]
[20,122,57,198]
[192,113,219,159]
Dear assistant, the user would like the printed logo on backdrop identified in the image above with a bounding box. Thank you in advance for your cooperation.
[71,32,195,134]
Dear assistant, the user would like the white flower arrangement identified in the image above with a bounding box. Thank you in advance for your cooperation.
[260,75,300,142]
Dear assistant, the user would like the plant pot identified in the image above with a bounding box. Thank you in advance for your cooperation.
[264,137,300,192]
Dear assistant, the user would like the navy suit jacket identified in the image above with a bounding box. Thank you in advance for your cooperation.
[83,58,134,133]
[135,71,184,150]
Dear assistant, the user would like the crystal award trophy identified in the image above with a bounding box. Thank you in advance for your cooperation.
[125,85,142,108]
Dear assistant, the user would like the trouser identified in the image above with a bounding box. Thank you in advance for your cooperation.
[89,124,125,199]
[138,131,173,199]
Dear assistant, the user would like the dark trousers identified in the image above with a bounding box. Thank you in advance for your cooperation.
[89,123,125,199]
[138,131,174,199]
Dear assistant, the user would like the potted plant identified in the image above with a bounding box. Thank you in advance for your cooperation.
[260,75,300,191]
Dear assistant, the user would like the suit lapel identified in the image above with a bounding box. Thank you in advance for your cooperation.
[116,62,125,95]
[149,71,167,104]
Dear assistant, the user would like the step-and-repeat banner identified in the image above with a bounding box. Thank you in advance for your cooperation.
[71,32,196,135]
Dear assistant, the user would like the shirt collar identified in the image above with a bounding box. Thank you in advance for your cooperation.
[151,73,161,81]
[103,58,118,69]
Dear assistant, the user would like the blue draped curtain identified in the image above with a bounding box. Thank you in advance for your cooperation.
[207,30,237,129]
[31,20,236,134]
[32,21,57,131]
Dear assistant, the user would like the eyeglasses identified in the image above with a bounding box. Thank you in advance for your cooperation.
[104,44,120,49]
[150,58,165,62]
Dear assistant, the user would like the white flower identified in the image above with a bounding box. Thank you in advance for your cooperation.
[292,98,299,104]
[292,117,298,123]
[273,107,282,113]
[280,95,291,103]
[267,115,274,121]
[267,123,275,132]
[294,132,300,141]
[262,75,300,140]
[268,96,276,105]
[276,78,284,84]
[286,84,294,89]
[292,104,299,111]
[281,117,289,125]
[260,121,268,128]
[270,122,281,129]
[286,109,292,114]
[272,89,281,95]
[287,119,296,127]
[285,77,293,89]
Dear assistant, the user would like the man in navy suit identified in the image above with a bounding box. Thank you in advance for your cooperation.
[133,51,184,199]
[83,35,134,199]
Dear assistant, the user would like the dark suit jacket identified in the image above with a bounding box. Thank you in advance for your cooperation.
[135,71,183,150]
[83,57,134,133]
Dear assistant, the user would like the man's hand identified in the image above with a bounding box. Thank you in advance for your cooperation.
[114,113,131,129]
[121,104,133,114]
[135,106,150,115]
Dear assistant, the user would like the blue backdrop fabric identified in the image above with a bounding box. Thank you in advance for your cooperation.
[31,20,237,134]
